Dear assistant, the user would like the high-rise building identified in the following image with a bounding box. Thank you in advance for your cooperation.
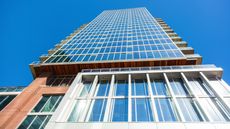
[0,7,230,129]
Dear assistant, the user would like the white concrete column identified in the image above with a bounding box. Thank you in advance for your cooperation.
[199,72,230,115]
[128,74,132,122]
[103,75,115,122]
[180,72,212,121]
[163,73,185,122]
[146,73,159,122]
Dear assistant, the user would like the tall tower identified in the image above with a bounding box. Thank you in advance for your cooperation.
[0,7,230,129]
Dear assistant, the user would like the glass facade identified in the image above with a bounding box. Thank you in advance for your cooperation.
[45,75,75,87]
[0,86,25,92]
[111,98,128,121]
[132,98,153,121]
[66,72,230,123]
[44,8,184,64]
[0,95,16,111]
[18,95,63,129]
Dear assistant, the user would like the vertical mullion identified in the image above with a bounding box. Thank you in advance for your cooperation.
[85,99,96,122]
[146,73,158,122]
[180,72,212,121]
[103,75,115,122]
[128,74,132,122]
[199,72,230,117]
[88,75,99,97]
[163,73,185,122]
[78,75,98,122]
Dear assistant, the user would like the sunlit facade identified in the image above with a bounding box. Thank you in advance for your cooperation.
[0,7,229,129]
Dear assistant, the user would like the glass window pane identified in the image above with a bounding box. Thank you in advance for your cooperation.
[88,99,107,121]
[68,100,88,122]
[32,96,50,112]
[132,79,148,96]
[111,99,128,121]
[151,79,168,96]
[80,81,93,97]
[177,98,204,121]
[132,98,154,121]
[18,115,36,129]
[96,80,110,96]
[41,96,60,112]
[114,80,128,96]
[0,95,16,111]
[208,77,230,96]
[188,78,213,96]
[155,98,177,121]
[29,115,47,129]
[169,78,189,96]
[40,115,52,129]
[199,98,229,121]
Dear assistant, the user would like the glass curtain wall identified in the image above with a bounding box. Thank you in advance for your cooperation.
[67,73,230,122]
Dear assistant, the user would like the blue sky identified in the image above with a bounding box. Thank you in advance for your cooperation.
[0,0,230,86]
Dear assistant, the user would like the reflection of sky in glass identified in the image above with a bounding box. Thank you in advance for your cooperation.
[44,8,184,64]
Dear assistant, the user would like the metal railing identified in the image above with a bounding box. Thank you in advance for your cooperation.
[82,64,217,73]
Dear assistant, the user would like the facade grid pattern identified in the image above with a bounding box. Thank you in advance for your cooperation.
[44,8,184,64]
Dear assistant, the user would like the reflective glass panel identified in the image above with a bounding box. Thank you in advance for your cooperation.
[155,98,177,121]
[114,80,128,96]
[151,79,168,96]
[132,98,154,121]
[111,99,128,121]
[132,79,148,96]
[88,99,107,121]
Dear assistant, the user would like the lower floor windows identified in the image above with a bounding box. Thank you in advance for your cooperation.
[199,98,230,121]
[18,115,51,129]
[88,99,107,121]
[110,98,128,122]
[177,98,204,121]
[64,72,230,123]
[155,98,177,121]
[0,95,16,111]
[18,95,64,129]
[132,98,153,121]
[68,100,87,122]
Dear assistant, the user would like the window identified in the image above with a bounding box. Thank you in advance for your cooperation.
[177,98,204,121]
[19,95,63,129]
[46,75,74,87]
[208,77,230,96]
[0,95,16,111]
[188,78,213,96]
[199,98,230,121]
[18,115,51,129]
[132,98,154,121]
[151,79,168,96]
[155,98,177,121]
[114,80,128,96]
[79,81,93,97]
[132,79,148,96]
[96,80,110,96]
[0,86,25,92]
[32,95,63,112]
[88,99,107,121]
[68,100,88,122]
[169,78,189,96]
[110,99,128,121]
